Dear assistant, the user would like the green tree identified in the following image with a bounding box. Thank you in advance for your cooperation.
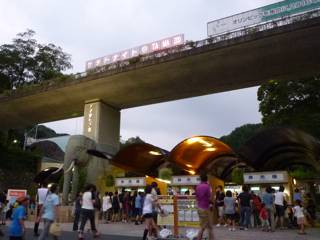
[257,77,320,139]
[0,29,72,90]
[220,123,263,150]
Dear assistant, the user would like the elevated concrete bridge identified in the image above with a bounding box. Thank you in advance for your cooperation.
[1,16,320,130]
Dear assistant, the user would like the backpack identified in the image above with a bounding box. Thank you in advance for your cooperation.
[252,195,262,211]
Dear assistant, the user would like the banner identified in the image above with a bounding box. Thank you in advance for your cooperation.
[207,0,320,36]
[7,189,27,202]
[86,34,184,70]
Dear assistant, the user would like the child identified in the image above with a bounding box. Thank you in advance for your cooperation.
[259,203,270,231]
[8,196,29,240]
[293,200,306,235]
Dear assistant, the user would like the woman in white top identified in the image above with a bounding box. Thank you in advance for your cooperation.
[102,192,112,223]
[78,184,100,240]
[142,185,162,240]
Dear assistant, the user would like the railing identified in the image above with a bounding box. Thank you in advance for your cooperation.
[66,9,320,80]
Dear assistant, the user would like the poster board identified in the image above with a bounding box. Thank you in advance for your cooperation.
[157,195,175,226]
[176,195,199,228]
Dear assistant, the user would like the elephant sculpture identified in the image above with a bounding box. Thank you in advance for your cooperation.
[57,135,108,205]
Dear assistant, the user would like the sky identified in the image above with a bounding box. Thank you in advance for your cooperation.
[0,0,281,150]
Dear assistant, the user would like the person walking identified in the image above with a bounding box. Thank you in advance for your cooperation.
[142,186,161,240]
[8,196,29,240]
[78,184,100,239]
[274,185,286,229]
[259,203,270,231]
[195,173,214,240]
[34,185,48,237]
[38,184,60,240]
[262,186,275,231]
[73,191,82,231]
[237,185,252,230]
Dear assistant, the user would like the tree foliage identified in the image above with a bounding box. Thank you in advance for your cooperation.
[258,77,320,139]
[220,123,263,150]
[0,29,72,91]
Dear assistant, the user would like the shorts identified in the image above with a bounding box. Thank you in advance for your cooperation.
[297,217,304,225]
[275,205,285,217]
[218,206,224,217]
[143,213,153,219]
[225,213,235,220]
[198,208,213,229]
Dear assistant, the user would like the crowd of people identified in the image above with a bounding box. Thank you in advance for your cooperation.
[213,184,317,235]
[0,178,318,240]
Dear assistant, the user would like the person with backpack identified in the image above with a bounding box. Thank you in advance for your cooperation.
[251,191,262,228]
[259,203,270,231]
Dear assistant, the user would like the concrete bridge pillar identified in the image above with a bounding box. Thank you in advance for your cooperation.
[83,99,121,184]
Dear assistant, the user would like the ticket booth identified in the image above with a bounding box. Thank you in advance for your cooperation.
[115,176,168,194]
[243,171,293,204]
[170,175,201,195]
[115,177,146,192]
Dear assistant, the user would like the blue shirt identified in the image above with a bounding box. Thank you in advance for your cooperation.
[135,195,142,209]
[42,193,59,221]
[9,205,26,237]
[262,193,274,207]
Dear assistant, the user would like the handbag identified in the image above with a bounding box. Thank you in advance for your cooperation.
[50,222,61,236]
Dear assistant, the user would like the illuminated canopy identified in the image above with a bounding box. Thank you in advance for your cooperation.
[110,143,168,176]
[168,136,238,178]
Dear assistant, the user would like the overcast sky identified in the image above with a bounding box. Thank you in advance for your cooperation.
[0,0,280,150]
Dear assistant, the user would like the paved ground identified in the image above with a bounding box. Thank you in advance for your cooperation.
[1,221,319,239]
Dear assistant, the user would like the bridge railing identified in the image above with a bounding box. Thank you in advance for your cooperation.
[71,9,320,80]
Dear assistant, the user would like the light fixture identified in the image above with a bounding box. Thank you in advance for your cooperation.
[149,151,162,156]
[186,137,213,147]
[156,178,171,184]
[293,178,297,185]
[204,147,216,152]
[187,170,196,175]
[186,164,193,168]
[13,139,18,144]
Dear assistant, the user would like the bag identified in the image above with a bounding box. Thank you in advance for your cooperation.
[50,222,61,236]
[252,196,262,211]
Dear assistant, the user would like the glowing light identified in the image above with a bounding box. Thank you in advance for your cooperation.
[186,164,193,168]
[187,170,196,175]
[156,178,171,184]
[293,178,297,185]
[13,139,18,144]
[47,183,53,188]
[149,151,162,156]
[204,147,216,152]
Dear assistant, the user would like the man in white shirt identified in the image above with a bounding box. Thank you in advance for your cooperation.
[274,185,286,229]
[34,185,48,236]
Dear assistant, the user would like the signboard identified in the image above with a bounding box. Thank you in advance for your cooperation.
[176,196,199,228]
[157,195,175,226]
[86,34,184,70]
[115,177,146,187]
[208,0,320,36]
[171,175,200,186]
[243,171,289,184]
[7,189,27,202]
